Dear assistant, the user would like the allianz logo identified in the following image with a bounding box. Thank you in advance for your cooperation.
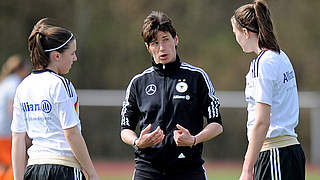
[283,70,294,83]
[173,95,190,100]
[21,100,52,113]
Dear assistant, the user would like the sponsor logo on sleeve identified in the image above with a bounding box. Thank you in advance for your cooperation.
[283,70,295,83]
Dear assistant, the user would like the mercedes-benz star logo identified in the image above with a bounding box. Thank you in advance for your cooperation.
[145,84,157,95]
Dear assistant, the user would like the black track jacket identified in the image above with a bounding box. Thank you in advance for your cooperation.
[121,55,222,174]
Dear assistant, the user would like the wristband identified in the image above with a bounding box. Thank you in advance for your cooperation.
[132,138,139,150]
[192,136,196,147]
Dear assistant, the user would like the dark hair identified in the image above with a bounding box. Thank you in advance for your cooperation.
[232,0,280,53]
[141,11,177,45]
[28,18,75,69]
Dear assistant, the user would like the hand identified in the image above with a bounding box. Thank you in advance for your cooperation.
[173,124,195,147]
[136,124,165,149]
[88,173,100,180]
[239,169,253,180]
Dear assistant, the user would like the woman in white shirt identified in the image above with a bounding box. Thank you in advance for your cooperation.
[231,0,305,180]
[11,18,99,180]
[0,55,30,180]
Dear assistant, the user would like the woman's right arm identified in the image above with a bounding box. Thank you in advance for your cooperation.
[239,102,270,180]
[12,132,27,180]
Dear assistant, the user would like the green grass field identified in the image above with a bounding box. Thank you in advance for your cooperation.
[102,174,320,180]
[99,164,320,180]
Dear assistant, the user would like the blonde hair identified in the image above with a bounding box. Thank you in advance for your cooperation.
[0,55,23,82]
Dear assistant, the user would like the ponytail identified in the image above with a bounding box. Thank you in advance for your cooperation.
[233,0,280,53]
[253,0,280,53]
[28,18,50,69]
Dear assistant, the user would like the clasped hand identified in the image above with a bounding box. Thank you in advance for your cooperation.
[136,124,165,149]
[136,124,194,148]
[173,124,195,147]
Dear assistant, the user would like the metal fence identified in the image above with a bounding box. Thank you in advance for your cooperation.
[77,89,320,164]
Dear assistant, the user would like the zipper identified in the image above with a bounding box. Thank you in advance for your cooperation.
[159,63,166,131]
[160,74,168,132]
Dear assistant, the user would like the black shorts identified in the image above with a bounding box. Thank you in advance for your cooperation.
[254,144,305,180]
[133,166,207,180]
[24,164,86,180]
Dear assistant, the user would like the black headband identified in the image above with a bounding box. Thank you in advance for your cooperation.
[233,15,259,33]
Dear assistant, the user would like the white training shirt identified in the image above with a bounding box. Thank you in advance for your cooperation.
[245,50,299,140]
[11,69,80,157]
[0,74,21,136]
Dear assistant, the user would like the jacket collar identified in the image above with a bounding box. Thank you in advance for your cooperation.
[152,55,181,76]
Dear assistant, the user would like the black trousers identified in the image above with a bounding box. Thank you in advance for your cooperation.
[133,167,207,180]
[24,164,85,180]
[254,144,305,180]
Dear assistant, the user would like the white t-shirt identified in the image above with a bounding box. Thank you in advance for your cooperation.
[0,74,21,136]
[11,69,80,157]
[245,50,299,140]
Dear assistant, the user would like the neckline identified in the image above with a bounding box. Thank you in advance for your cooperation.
[32,69,57,74]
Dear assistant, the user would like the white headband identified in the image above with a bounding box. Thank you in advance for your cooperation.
[44,33,74,52]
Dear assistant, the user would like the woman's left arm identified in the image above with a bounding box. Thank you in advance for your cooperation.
[194,122,223,144]
[174,123,223,147]
[64,126,100,180]
[240,102,270,180]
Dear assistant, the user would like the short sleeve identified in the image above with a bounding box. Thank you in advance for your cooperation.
[11,88,27,133]
[56,98,80,129]
[52,78,80,129]
[52,80,71,103]
[254,59,276,105]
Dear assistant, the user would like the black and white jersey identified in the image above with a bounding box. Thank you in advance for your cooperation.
[11,69,80,158]
[245,50,299,140]
[121,55,222,173]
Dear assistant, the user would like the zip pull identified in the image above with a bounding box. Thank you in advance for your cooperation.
[163,64,165,70]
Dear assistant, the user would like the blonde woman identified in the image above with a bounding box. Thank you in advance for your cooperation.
[0,55,30,180]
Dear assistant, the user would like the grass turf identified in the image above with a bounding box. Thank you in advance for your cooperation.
[101,169,320,180]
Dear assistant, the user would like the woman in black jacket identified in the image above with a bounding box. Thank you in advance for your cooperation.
[120,11,223,180]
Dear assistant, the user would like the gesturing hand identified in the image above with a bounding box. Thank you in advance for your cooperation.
[136,124,165,149]
[173,124,195,147]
